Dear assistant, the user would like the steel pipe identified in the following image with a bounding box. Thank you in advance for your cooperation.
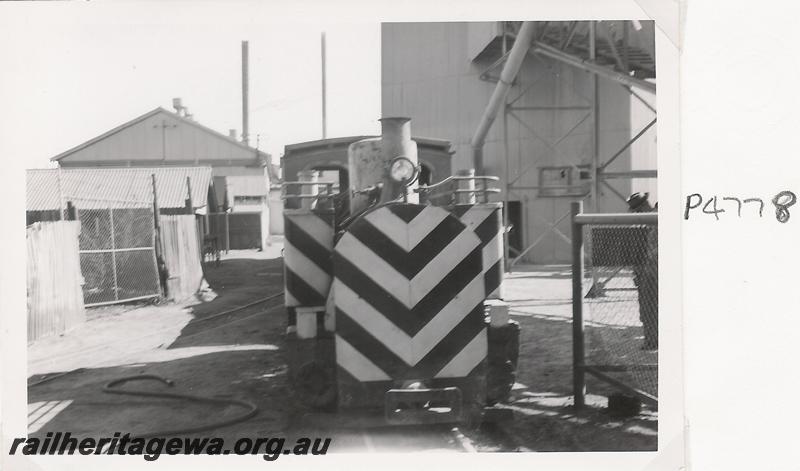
[470,21,537,172]
[530,41,656,94]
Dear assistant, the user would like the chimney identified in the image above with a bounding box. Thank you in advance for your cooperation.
[241,40,250,146]
[172,97,184,115]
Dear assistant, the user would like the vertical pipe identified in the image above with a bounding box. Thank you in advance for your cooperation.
[321,32,327,139]
[571,201,585,409]
[471,21,537,173]
[590,22,600,212]
[242,40,250,146]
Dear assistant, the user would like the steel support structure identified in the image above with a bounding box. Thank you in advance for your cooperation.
[495,21,657,270]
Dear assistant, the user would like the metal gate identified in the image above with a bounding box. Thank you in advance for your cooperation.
[75,199,161,306]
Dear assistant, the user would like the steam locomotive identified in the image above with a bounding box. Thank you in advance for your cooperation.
[282,117,519,424]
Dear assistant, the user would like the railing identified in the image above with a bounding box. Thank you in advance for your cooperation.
[280,181,340,209]
[416,175,501,205]
[571,201,659,409]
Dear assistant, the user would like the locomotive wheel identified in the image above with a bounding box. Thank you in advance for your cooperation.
[294,361,337,410]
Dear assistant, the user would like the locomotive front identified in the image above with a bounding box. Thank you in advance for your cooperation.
[282,118,518,425]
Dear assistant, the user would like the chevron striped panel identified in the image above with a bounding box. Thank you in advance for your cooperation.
[284,210,334,326]
[333,203,487,400]
[452,203,504,299]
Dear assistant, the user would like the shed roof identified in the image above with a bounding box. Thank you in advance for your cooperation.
[27,167,213,211]
[50,107,276,182]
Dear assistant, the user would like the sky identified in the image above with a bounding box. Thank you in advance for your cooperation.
[0,3,381,169]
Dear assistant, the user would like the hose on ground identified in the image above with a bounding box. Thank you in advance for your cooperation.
[102,374,259,438]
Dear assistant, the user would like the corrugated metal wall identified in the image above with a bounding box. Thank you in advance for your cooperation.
[160,215,204,302]
[27,221,86,342]
[382,22,650,264]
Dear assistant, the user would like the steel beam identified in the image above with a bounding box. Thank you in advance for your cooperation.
[600,118,657,170]
[530,41,656,94]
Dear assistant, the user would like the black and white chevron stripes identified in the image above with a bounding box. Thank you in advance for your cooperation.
[284,210,334,326]
[451,203,504,298]
[332,203,487,388]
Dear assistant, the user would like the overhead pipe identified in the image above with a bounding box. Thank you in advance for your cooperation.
[470,21,537,173]
[530,41,656,94]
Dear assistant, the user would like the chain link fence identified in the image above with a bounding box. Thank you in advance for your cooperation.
[572,204,658,407]
[69,196,161,306]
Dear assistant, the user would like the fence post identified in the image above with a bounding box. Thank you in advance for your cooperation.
[109,207,119,301]
[571,201,585,409]
[185,176,194,215]
[224,211,230,253]
[65,201,76,221]
[152,174,166,298]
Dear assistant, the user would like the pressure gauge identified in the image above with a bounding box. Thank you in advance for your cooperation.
[389,157,417,184]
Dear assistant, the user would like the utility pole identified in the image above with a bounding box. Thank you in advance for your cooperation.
[242,40,250,146]
[321,32,327,139]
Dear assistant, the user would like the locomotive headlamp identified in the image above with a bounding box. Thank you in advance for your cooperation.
[389,156,418,184]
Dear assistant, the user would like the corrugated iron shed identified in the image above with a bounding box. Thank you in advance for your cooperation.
[27,167,213,211]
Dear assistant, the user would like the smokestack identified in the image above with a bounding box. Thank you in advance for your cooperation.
[321,32,327,139]
[241,40,250,146]
[172,97,184,115]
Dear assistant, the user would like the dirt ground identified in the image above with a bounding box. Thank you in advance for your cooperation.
[27,244,656,452]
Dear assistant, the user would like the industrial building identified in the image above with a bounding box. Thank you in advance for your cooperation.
[50,102,277,250]
[382,21,657,264]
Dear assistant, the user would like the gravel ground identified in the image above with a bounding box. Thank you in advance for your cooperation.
[27,249,656,452]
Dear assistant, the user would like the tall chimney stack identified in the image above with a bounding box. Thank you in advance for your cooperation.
[321,32,327,139]
[241,40,250,146]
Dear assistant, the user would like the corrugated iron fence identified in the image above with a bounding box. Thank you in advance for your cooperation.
[27,221,86,341]
[160,215,204,302]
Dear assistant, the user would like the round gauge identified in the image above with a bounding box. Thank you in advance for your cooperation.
[389,157,416,183]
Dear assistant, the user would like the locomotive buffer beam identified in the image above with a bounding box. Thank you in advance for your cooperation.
[385,386,463,425]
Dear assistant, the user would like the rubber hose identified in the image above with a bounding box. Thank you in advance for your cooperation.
[102,374,259,438]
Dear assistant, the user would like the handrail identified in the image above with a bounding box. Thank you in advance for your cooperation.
[417,175,500,192]
[573,212,657,226]
[280,181,340,202]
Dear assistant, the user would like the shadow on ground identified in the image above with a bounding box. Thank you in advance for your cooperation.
[28,254,292,442]
[28,258,656,452]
